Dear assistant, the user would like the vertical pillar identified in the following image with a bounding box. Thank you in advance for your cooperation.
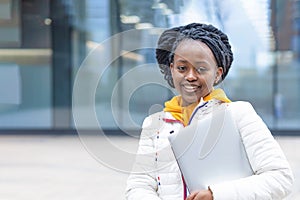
[50,0,72,129]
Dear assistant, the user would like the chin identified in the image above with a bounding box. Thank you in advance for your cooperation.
[182,96,199,106]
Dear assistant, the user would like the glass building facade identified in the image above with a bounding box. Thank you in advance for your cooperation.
[0,0,299,134]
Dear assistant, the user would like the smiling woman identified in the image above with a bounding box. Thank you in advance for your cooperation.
[125,23,294,200]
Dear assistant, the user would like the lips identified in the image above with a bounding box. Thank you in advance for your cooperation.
[182,84,200,93]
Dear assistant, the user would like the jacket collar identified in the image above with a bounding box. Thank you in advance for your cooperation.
[163,99,220,125]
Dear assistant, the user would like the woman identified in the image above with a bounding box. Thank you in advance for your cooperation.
[125,23,294,200]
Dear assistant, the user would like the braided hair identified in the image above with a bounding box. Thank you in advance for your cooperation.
[156,23,233,88]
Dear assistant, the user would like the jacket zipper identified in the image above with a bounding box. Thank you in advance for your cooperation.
[188,101,209,125]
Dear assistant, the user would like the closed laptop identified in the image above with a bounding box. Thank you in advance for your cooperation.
[168,105,253,192]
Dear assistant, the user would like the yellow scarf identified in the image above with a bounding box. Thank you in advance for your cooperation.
[164,88,231,126]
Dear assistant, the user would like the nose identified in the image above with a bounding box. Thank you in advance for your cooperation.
[185,68,198,82]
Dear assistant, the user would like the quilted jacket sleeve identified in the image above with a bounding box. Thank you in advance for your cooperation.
[125,116,161,200]
[209,101,294,200]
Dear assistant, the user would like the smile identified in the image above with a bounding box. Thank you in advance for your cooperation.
[182,84,200,93]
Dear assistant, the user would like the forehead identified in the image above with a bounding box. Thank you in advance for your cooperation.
[174,39,216,63]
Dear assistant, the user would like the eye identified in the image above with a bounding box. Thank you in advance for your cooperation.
[176,66,187,72]
[195,67,207,73]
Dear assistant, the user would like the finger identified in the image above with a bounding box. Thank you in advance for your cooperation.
[186,191,197,200]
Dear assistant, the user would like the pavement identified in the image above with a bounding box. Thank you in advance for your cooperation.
[0,134,299,200]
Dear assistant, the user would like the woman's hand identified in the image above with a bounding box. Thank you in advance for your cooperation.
[186,189,213,200]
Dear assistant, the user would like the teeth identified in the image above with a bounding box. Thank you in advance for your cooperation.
[184,85,197,89]
[183,85,198,92]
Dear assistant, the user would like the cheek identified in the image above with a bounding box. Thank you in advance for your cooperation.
[171,70,182,85]
[172,76,181,90]
[201,74,215,88]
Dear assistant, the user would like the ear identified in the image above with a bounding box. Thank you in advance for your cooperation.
[170,63,174,70]
[215,67,223,84]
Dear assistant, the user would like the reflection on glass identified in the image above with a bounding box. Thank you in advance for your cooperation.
[0,0,298,132]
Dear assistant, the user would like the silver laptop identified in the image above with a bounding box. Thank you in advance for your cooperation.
[168,105,253,192]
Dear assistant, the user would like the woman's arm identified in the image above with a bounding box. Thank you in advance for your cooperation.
[209,102,294,200]
[125,116,161,200]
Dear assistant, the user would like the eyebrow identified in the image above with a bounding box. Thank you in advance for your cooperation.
[175,59,209,65]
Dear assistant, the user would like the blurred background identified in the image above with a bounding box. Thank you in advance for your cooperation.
[0,0,299,133]
[0,0,299,199]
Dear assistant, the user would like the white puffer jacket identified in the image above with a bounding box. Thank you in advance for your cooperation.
[125,100,294,200]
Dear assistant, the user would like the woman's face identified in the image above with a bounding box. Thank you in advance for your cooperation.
[170,39,223,107]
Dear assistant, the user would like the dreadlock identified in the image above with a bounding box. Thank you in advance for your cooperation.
[155,23,233,88]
